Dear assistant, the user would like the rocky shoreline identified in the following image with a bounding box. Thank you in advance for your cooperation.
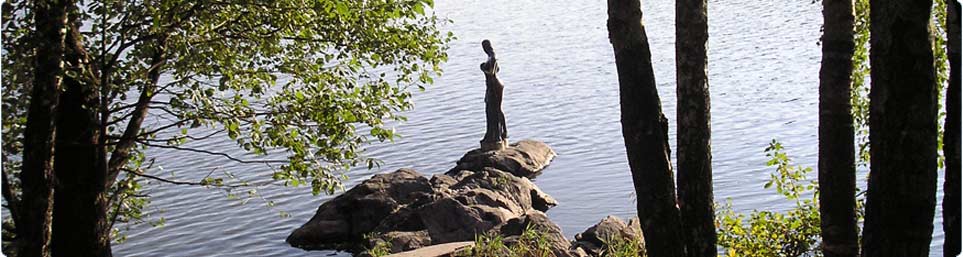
[286,140,644,256]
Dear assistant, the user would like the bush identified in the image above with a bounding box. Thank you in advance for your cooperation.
[715,140,823,257]
[458,224,553,257]
[600,235,646,257]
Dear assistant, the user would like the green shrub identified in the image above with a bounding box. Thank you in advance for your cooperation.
[362,233,393,257]
[600,235,646,257]
[458,224,553,257]
[715,140,823,257]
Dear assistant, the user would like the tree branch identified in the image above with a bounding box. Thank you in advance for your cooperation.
[134,140,287,164]
[106,36,168,185]
[1,156,20,227]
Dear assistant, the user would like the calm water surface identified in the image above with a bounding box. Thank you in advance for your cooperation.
[114,0,947,256]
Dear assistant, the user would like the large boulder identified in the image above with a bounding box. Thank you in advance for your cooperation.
[286,168,434,250]
[450,140,557,178]
[572,216,645,256]
[288,140,564,255]
[419,168,557,244]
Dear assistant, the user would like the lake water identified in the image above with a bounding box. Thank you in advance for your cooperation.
[113,0,947,256]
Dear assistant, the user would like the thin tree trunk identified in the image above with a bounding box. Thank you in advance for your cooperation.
[817,0,859,256]
[675,0,715,255]
[18,0,69,256]
[942,1,961,256]
[607,1,685,256]
[861,0,939,254]
[50,24,112,257]
[105,38,166,183]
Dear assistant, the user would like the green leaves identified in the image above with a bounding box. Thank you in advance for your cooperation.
[458,224,555,257]
[1,0,451,246]
[138,0,450,195]
[716,140,823,257]
[762,139,817,200]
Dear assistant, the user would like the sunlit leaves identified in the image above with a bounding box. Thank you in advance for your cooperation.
[850,0,871,167]
[1,0,451,247]
[146,0,452,194]
[716,200,821,257]
[716,140,823,257]
[762,140,816,201]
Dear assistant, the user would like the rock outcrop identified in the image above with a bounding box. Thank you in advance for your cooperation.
[572,216,645,256]
[496,210,587,257]
[287,140,645,257]
[450,140,556,178]
[287,140,562,255]
[286,168,435,250]
[420,168,557,244]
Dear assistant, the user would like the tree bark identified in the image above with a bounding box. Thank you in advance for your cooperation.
[18,0,69,256]
[861,0,938,254]
[105,38,166,183]
[674,0,715,255]
[51,78,112,257]
[817,0,859,256]
[607,1,685,256]
[50,24,113,257]
[943,1,961,256]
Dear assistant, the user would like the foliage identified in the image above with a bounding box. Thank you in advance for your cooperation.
[458,225,553,257]
[850,0,871,166]
[363,239,392,257]
[716,140,824,257]
[717,1,949,254]
[934,0,950,169]
[1,0,451,249]
[600,235,646,257]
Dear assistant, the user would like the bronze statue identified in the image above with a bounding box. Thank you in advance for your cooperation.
[480,39,507,150]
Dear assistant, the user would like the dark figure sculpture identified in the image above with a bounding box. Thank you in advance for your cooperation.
[480,40,507,150]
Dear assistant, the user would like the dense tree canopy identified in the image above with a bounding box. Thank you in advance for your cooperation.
[2,0,451,254]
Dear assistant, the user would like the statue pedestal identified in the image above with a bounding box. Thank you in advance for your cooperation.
[480,139,508,152]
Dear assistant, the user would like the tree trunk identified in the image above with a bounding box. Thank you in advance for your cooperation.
[674,0,715,255]
[861,0,939,254]
[817,0,859,256]
[607,1,685,256]
[51,78,112,257]
[18,0,69,256]
[50,25,112,257]
[942,1,961,256]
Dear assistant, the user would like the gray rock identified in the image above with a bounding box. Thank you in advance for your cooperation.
[572,216,645,256]
[497,210,586,257]
[429,174,458,194]
[366,230,432,254]
[447,168,557,212]
[419,168,556,244]
[286,168,433,250]
[450,140,556,178]
[287,140,564,255]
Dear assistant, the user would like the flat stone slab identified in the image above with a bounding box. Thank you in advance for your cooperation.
[384,241,474,257]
